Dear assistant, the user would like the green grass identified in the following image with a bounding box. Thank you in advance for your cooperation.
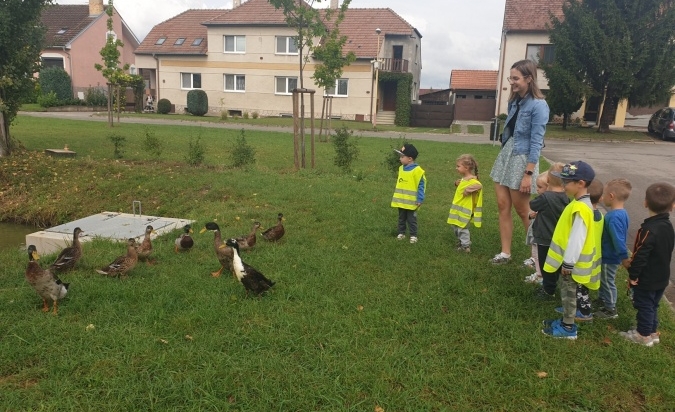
[18,103,47,112]
[451,123,462,133]
[1,116,675,410]
[467,125,484,134]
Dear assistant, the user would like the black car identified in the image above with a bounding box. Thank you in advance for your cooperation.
[647,107,675,141]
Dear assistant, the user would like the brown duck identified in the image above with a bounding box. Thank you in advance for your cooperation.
[261,213,285,242]
[96,238,138,277]
[175,224,194,252]
[135,225,156,263]
[235,221,261,251]
[50,227,84,273]
[200,222,233,278]
[26,245,69,315]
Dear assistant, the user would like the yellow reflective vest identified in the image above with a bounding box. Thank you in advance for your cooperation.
[592,210,604,283]
[543,200,600,290]
[391,165,426,210]
[447,178,483,228]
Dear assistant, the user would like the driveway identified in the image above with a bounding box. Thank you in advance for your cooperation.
[19,111,675,306]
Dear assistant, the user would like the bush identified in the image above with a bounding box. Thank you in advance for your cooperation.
[185,134,205,166]
[231,129,256,168]
[252,111,259,119]
[84,87,107,107]
[142,127,163,158]
[37,91,59,108]
[39,67,72,102]
[186,89,208,116]
[383,136,408,175]
[243,111,249,119]
[220,110,228,120]
[332,126,359,173]
[157,98,171,114]
[108,133,126,159]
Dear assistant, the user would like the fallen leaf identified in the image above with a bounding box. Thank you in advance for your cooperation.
[357,305,364,311]
[185,335,194,341]
[536,371,548,378]
[602,337,612,346]
[159,339,168,344]
[375,406,385,412]
[85,324,95,331]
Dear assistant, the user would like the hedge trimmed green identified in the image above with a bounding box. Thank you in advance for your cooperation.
[39,67,73,102]
[157,98,171,114]
[186,89,208,116]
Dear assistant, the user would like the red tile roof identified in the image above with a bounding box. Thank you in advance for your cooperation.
[40,4,99,47]
[503,0,565,32]
[136,9,224,55]
[450,70,498,91]
[136,0,419,59]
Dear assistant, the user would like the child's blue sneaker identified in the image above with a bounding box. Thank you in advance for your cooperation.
[542,320,577,340]
[554,307,593,322]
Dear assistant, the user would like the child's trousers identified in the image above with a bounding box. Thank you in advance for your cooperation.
[451,224,470,247]
[632,288,665,337]
[397,208,418,237]
[599,263,620,310]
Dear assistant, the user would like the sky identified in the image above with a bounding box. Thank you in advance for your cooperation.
[55,0,507,89]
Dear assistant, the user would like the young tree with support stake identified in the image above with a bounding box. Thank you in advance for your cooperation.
[0,0,51,157]
[268,0,353,167]
[549,0,675,133]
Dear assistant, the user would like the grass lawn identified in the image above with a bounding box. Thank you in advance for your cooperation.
[1,116,674,410]
[467,125,484,134]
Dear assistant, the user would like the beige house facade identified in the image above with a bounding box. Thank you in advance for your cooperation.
[134,0,422,123]
[495,0,654,127]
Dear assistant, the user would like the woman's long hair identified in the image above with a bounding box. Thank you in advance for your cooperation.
[508,59,545,102]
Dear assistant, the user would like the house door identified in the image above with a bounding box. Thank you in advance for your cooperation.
[382,81,397,111]
[584,96,602,123]
[392,45,403,72]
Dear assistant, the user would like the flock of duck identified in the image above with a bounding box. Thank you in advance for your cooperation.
[25,213,285,314]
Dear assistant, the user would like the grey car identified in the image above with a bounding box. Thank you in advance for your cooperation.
[647,107,675,141]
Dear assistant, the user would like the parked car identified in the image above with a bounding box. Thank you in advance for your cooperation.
[647,107,675,141]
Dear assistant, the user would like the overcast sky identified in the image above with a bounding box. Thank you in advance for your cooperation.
[56,0,507,89]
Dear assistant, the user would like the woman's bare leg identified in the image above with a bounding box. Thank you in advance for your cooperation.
[495,183,513,255]
[511,188,531,233]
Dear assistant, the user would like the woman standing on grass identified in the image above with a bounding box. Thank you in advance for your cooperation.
[489,59,549,265]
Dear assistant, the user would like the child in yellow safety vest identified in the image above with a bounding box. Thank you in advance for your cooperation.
[391,144,426,244]
[541,160,601,340]
[447,154,482,253]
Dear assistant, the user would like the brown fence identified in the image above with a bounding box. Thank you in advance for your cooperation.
[454,99,496,121]
[411,104,454,127]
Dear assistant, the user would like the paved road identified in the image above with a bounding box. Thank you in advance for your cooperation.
[20,111,675,306]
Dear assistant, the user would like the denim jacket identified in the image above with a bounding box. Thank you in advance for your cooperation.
[501,94,549,165]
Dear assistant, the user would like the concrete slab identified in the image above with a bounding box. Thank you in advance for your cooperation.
[26,212,194,255]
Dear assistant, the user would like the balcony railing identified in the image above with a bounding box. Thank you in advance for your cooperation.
[379,58,409,73]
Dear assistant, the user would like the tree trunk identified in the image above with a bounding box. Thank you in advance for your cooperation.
[107,83,113,127]
[562,113,568,130]
[0,111,10,157]
[116,85,121,125]
[598,94,617,133]
[319,95,326,142]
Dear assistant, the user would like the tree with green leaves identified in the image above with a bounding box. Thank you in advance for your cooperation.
[549,0,675,133]
[267,0,353,166]
[94,0,129,127]
[540,60,586,130]
[0,0,51,156]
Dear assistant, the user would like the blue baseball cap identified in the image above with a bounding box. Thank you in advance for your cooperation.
[551,160,595,182]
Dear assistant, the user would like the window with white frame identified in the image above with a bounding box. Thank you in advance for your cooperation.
[224,74,245,92]
[224,35,246,53]
[325,79,348,97]
[526,44,555,64]
[275,76,298,94]
[181,73,202,89]
[276,36,298,54]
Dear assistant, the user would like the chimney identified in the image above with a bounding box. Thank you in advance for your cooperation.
[233,0,242,8]
[89,0,104,16]
[330,0,338,8]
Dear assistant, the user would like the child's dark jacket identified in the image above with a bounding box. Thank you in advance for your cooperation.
[628,213,674,290]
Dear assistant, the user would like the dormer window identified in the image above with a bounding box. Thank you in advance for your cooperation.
[192,38,203,46]
[155,37,166,45]
[174,38,185,45]
[57,28,67,35]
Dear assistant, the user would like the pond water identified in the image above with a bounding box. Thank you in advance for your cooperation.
[0,222,39,252]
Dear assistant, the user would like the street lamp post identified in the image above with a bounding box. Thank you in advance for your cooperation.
[372,28,382,128]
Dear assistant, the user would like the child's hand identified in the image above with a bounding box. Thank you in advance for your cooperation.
[528,211,537,220]
[621,257,631,268]
[629,278,638,286]
[454,179,461,187]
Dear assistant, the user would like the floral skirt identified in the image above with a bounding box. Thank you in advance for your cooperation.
[489,137,538,191]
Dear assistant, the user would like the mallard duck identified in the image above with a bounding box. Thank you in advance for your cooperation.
[135,225,155,262]
[25,245,69,315]
[200,222,233,278]
[235,221,261,251]
[226,238,275,296]
[261,213,285,242]
[50,227,84,273]
[175,224,194,252]
[96,238,138,277]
